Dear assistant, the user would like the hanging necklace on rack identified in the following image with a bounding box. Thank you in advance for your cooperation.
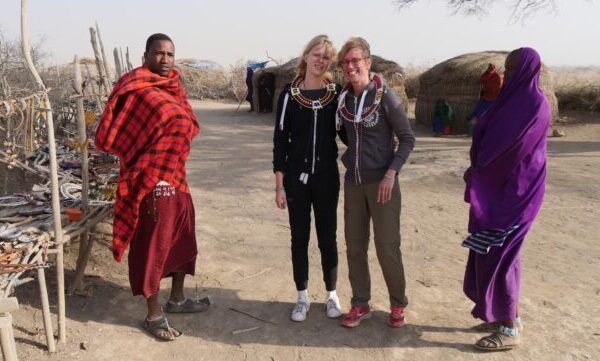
[24,97,35,156]
[35,94,47,149]
[3,109,17,169]
[290,75,337,110]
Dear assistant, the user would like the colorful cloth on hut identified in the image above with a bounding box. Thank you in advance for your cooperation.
[95,66,199,262]
[462,47,550,322]
[466,99,493,122]
[480,64,503,101]
[432,99,453,135]
[479,64,503,101]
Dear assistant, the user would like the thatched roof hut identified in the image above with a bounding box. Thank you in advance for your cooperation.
[415,51,558,133]
[253,55,408,112]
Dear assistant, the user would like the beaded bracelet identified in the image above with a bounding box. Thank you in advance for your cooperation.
[275,187,285,192]
[384,174,395,180]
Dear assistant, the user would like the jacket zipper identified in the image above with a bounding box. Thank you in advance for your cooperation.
[312,108,318,174]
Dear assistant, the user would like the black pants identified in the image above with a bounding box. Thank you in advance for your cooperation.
[285,169,340,291]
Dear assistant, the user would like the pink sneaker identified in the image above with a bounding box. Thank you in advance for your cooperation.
[388,306,405,328]
[341,306,371,328]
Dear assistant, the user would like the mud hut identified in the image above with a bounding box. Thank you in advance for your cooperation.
[416,51,558,134]
[253,55,408,113]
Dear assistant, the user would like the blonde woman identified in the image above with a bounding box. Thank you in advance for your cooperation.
[336,37,415,328]
[273,35,346,322]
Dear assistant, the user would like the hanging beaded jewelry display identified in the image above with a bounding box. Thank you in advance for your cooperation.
[337,73,384,128]
[0,94,47,169]
[290,75,337,110]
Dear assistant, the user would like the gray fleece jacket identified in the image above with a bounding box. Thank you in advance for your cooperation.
[339,75,415,184]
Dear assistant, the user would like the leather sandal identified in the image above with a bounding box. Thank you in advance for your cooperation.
[142,314,182,341]
[475,331,520,351]
[165,297,211,313]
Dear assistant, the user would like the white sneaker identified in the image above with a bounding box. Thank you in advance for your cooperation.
[291,301,310,322]
[326,297,342,318]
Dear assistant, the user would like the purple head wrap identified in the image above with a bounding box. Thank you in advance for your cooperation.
[464,47,551,233]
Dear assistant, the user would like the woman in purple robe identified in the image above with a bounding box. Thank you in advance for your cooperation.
[462,47,550,351]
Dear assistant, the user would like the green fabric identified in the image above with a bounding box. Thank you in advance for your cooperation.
[434,100,454,127]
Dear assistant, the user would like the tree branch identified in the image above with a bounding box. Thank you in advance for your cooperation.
[393,0,558,20]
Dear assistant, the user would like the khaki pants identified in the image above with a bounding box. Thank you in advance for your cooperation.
[344,180,408,308]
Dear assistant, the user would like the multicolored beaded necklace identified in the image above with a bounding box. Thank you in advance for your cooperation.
[337,73,384,123]
[290,75,337,110]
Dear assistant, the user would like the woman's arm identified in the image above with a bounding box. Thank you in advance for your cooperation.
[273,87,290,173]
[377,90,415,204]
[384,90,415,174]
[273,88,290,209]
[274,171,286,209]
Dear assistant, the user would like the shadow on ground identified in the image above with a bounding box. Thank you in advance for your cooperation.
[14,268,477,353]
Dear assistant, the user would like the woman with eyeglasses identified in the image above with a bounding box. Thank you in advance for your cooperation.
[273,34,346,322]
[336,37,415,328]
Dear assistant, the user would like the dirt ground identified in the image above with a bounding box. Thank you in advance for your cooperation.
[10,100,600,361]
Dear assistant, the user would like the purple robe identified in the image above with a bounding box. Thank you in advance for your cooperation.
[463,47,550,322]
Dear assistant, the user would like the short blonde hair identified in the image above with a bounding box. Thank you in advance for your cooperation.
[295,34,336,79]
[337,37,371,65]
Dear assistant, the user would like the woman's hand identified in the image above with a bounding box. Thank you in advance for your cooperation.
[275,189,287,209]
[377,170,396,204]
[274,171,286,209]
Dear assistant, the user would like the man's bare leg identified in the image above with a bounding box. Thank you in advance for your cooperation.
[146,293,179,339]
[169,272,186,303]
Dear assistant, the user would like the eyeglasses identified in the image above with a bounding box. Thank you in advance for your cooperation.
[339,57,367,67]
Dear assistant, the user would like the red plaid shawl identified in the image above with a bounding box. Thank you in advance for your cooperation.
[95,66,199,262]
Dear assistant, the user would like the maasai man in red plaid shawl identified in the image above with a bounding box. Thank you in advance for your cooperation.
[95,33,208,341]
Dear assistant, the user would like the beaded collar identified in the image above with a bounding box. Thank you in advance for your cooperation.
[337,73,384,123]
[290,75,337,110]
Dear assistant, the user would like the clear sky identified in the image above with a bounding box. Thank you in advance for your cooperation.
[1,0,598,68]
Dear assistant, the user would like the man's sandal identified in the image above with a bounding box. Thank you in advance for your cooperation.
[165,297,211,313]
[475,332,520,351]
[142,314,182,341]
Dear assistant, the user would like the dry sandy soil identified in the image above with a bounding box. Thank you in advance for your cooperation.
[10,100,600,361]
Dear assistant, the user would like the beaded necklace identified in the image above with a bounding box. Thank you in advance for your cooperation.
[290,75,337,110]
[337,73,384,123]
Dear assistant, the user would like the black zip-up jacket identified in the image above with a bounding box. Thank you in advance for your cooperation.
[273,84,346,176]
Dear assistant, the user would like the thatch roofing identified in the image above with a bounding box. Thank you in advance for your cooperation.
[416,51,558,133]
[176,59,223,70]
[175,63,235,100]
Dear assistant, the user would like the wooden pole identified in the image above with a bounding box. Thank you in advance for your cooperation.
[95,22,112,82]
[69,234,97,295]
[37,268,56,352]
[83,62,102,107]
[83,62,96,95]
[74,56,89,213]
[113,48,122,78]
[89,27,111,95]
[0,314,18,361]
[126,46,133,71]
[0,298,19,360]
[69,55,91,294]
[119,47,126,73]
[21,0,66,344]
